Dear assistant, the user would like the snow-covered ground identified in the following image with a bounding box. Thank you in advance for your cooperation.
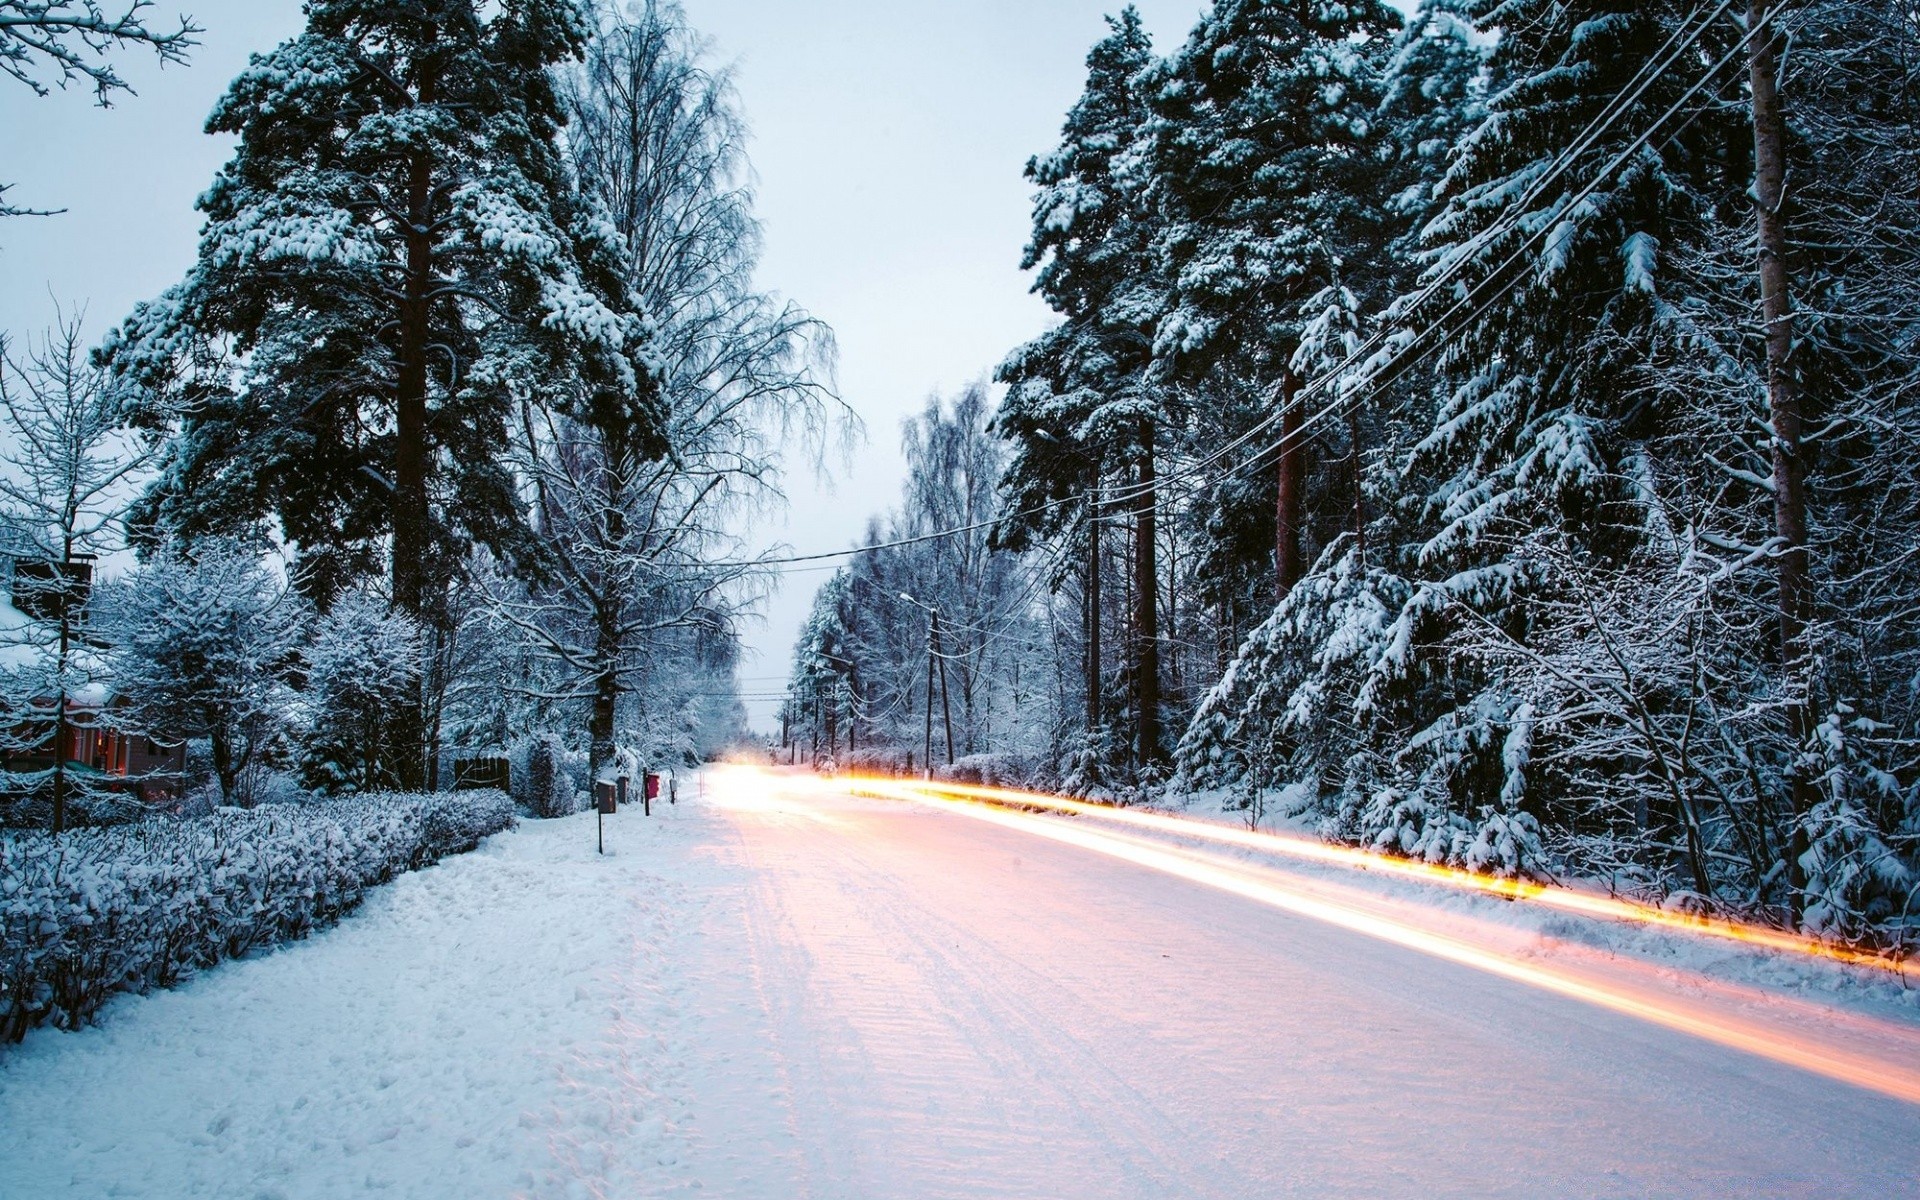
[5,767,1919,1198]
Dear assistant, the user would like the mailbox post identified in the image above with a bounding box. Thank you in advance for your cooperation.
[643,771,659,817]
[595,781,617,854]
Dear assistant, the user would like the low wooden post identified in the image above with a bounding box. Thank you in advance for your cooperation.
[595,781,617,854]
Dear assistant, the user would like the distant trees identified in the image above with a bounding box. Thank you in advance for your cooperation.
[0,310,149,829]
[789,385,1044,773]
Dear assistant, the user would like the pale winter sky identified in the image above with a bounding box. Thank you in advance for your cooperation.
[0,1,1393,728]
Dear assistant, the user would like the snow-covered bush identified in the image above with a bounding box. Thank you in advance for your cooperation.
[521,734,575,818]
[938,753,1032,788]
[0,790,514,1041]
[838,748,914,776]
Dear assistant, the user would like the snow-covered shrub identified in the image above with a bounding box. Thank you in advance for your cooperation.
[838,748,913,776]
[0,789,513,1042]
[521,734,574,818]
[938,753,1032,788]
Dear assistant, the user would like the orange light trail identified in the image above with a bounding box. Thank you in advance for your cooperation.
[839,777,1920,1107]
[845,775,1916,981]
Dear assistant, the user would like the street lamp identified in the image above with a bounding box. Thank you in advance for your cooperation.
[900,593,955,775]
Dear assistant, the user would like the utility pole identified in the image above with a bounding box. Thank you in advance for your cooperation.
[1748,0,1814,920]
[903,592,955,773]
[1131,420,1160,766]
[933,610,955,767]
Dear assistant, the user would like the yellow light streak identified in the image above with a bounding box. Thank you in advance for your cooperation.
[845,775,1916,981]
[846,780,1920,1107]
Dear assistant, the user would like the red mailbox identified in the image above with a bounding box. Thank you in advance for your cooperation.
[643,773,661,800]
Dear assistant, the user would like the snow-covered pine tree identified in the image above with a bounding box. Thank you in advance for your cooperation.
[301,591,423,794]
[1369,0,1749,881]
[98,0,651,628]
[998,8,1164,767]
[1145,0,1399,601]
[1634,0,1920,932]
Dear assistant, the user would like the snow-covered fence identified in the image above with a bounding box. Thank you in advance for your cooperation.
[0,790,515,1042]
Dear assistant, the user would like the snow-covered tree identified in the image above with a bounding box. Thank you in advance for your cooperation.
[0,310,149,829]
[998,8,1164,767]
[106,540,308,808]
[94,2,640,614]
[484,0,835,783]
[97,0,658,787]
[301,591,423,794]
[1146,0,1398,598]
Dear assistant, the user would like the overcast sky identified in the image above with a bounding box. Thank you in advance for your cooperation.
[0,1,1310,727]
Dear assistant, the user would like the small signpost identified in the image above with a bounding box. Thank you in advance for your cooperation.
[595,781,617,854]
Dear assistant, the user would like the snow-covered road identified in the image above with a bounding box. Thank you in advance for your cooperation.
[5,767,1918,1198]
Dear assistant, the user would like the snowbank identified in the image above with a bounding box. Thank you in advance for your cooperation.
[0,790,514,1041]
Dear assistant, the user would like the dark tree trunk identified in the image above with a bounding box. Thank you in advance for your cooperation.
[49,602,71,833]
[934,611,956,765]
[1086,488,1103,732]
[1749,0,1816,919]
[389,59,440,792]
[1131,424,1161,764]
[1348,408,1367,558]
[393,65,437,618]
[588,658,618,788]
[1275,368,1306,600]
[211,727,237,807]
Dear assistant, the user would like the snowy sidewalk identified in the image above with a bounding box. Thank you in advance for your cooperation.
[0,803,724,1199]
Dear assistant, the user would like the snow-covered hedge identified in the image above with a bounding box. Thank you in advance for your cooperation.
[0,790,515,1042]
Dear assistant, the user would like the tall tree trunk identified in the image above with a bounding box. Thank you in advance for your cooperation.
[1131,424,1161,764]
[588,654,618,787]
[393,65,437,617]
[1749,0,1816,920]
[211,727,237,807]
[49,590,71,833]
[1348,408,1367,558]
[1275,367,1306,600]
[389,60,440,791]
[1086,488,1103,732]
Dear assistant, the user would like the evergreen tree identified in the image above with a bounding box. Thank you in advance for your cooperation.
[99,0,654,621]
[998,8,1163,765]
[301,590,424,793]
[1145,0,1399,599]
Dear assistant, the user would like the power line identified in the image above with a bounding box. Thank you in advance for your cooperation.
[738,1,1767,589]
